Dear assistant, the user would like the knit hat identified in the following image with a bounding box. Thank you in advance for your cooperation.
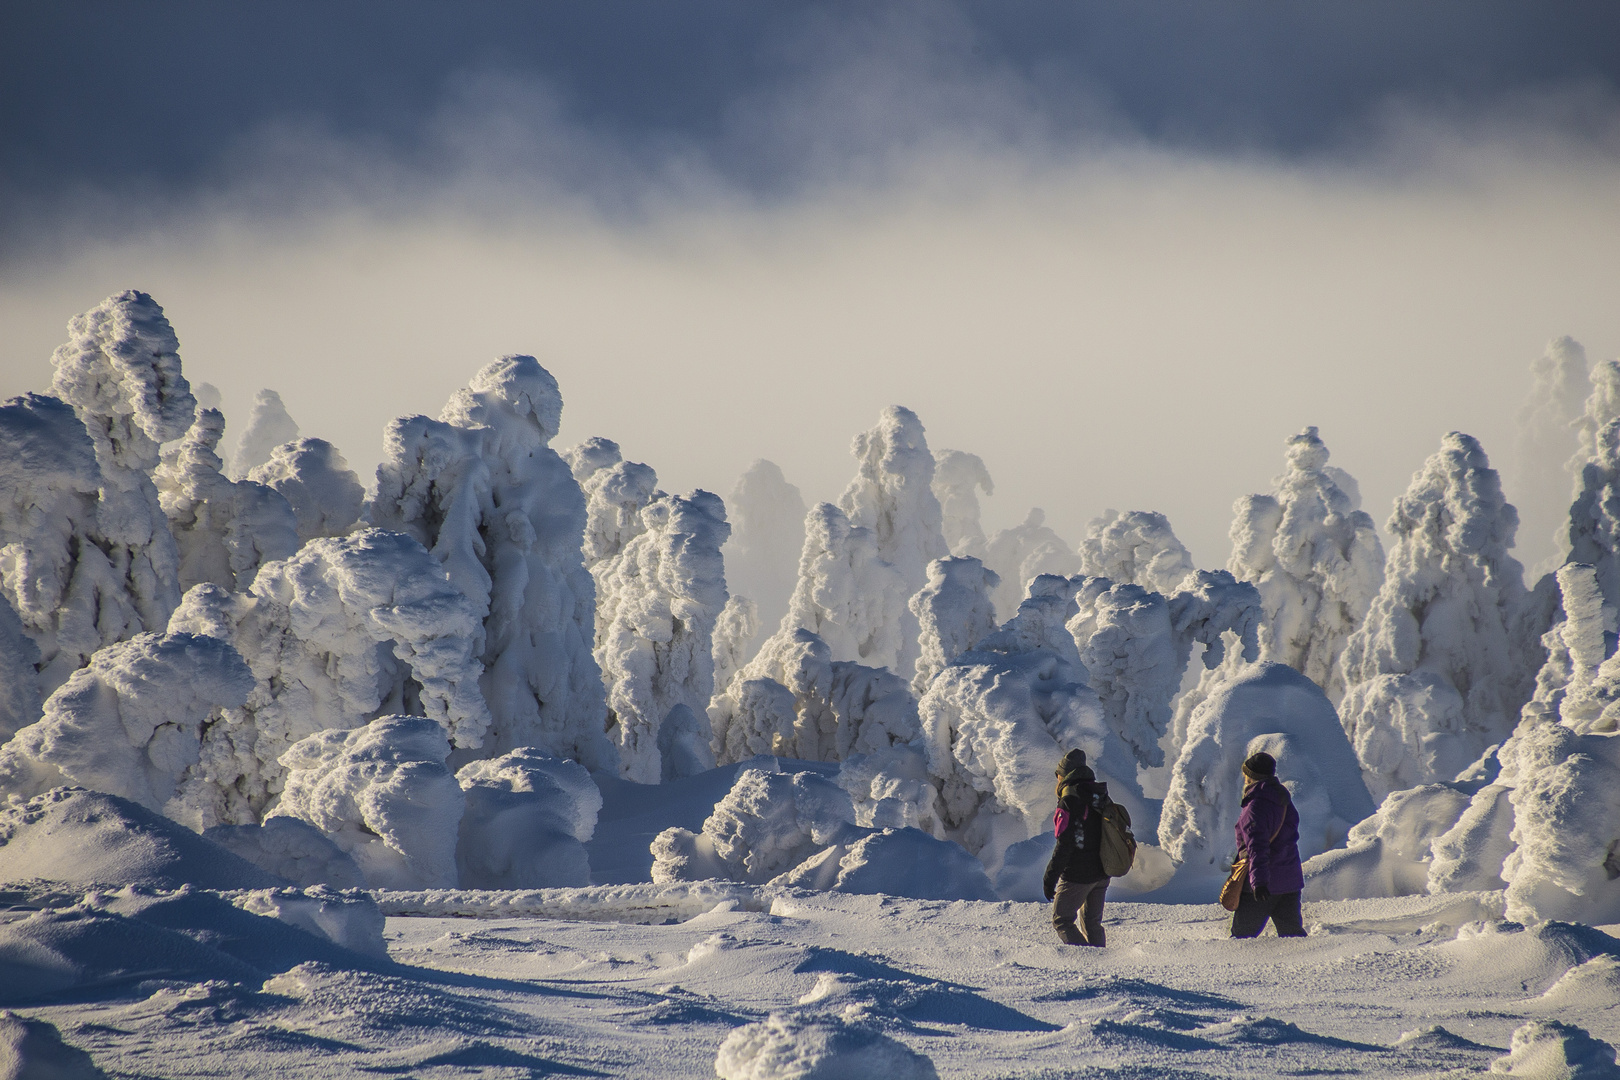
[1241,752,1277,781]
[1056,748,1088,776]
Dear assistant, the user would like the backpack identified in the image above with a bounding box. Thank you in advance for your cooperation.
[1097,799,1137,878]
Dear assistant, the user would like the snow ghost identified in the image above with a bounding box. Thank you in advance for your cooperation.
[370,355,614,771]
[725,459,808,637]
[932,449,994,559]
[1509,335,1590,573]
[774,503,909,674]
[909,556,1000,696]
[231,388,299,479]
[983,509,1083,622]
[1078,509,1195,596]
[1339,432,1540,800]
[248,437,366,544]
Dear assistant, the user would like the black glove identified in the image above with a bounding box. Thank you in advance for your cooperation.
[1043,869,1058,901]
[1253,885,1271,901]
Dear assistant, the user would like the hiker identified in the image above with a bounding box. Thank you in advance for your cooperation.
[1230,751,1306,939]
[1043,748,1119,947]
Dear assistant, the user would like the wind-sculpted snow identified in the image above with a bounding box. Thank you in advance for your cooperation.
[271,716,465,889]
[932,449,993,559]
[711,628,919,765]
[837,406,949,678]
[1511,336,1590,571]
[983,508,1083,627]
[166,530,491,824]
[247,437,366,544]
[0,592,42,743]
[716,1013,939,1080]
[1160,663,1375,885]
[231,388,299,479]
[205,816,366,889]
[596,489,730,783]
[1340,432,1540,801]
[0,632,254,821]
[726,459,808,636]
[1302,783,1476,900]
[370,355,612,771]
[455,748,601,889]
[48,292,196,664]
[908,556,999,696]
[1078,510,1196,595]
[918,581,1113,864]
[776,503,909,673]
[154,407,300,592]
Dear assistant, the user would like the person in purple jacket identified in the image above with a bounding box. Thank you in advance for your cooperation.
[1230,751,1307,938]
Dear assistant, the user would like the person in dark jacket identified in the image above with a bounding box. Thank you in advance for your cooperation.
[1230,751,1306,938]
[1042,748,1112,946]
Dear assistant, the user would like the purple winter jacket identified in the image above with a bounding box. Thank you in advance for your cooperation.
[1234,777,1304,895]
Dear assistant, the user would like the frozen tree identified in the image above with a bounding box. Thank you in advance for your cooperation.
[1078,510,1195,595]
[710,628,919,765]
[932,449,994,559]
[231,388,299,479]
[248,437,366,544]
[0,631,254,823]
[711,595,759,699]
[565,438,661,570]
[1339,433,1540,800]
[774,503,909,673]
[1159,663,1375,881]
[909,556,999,696]
[917,584,1119,867]
[370,356,613,770]
[270,715,465,889]
[1509,336,1589,572]
[0,593,41,742]
[154,408,300,592]
[0,394,124,693]
[594,489,731,783]
[455,748,602,888]
[49,290,195,648]
[725,459,808,635]
[1567,358,1620,499]
[836,406,950,678]
[1077,572,1262,771]
[191,381,223,411]
[166,529,492,824]
[982,509,1083,622]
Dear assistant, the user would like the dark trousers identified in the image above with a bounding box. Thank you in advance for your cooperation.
[1052,877,1109,946]
[1230,890,1306,938]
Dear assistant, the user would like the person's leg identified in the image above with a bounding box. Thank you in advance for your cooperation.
[1271,892,1306,937]
[1080,879,1108,947]
[1229,892,1275,938]
[1051,879,1087,945]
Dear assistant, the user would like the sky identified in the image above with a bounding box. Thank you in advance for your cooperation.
[4,1,1620,568]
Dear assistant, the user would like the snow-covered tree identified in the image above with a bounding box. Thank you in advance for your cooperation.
[1339,432,1540,800]
[166,529,491,824]
[370,356,613,770]
[710,628,919,765]
[270,715,465,889]
[726,459,808,636]
[248,437,366,544]
[595,489,731,783]
[1078,510,1195,595]
[773,503,909,673]
[932,449,994,559]
[154,407,300,592]
[1567,358,1620,497]
[0,594,41,742]
[836,406,950,678]
[0,631,254,823]
[982,508,1082,622]
[455,748,602,888]
[565,438,660,570]
[712,595,760,699]
[908,556,999,696]
[1509,336,1589,572]
[49,290,196,651]
[231,388,299,479]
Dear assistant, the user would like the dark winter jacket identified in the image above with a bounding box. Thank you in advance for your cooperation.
[1234,777,1304,895]
[1043,772,1112,897]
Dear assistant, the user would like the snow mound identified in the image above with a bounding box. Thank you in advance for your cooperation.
[780,827,996,901]
[0,788,283,890]
[0,1011,108,1079]
[1502,723,1620,925]
[203,817,366,889]
[1492,1020,1620,1078]
[1161,663,1375,886]
[715,1013,938,1080]
[271,716,465,889]
[1443,921,1620,997]
[0,631,253,820]
[454,748,601,889]
[1303,784,1474,900]
[231,887,388,958]
[247,437,365,544]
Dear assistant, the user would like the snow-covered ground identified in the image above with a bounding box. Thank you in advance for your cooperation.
[6,882,1614,1078]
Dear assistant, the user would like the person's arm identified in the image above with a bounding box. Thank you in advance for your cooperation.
[1241,795,1279,896]
[1043,801,1076,899]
